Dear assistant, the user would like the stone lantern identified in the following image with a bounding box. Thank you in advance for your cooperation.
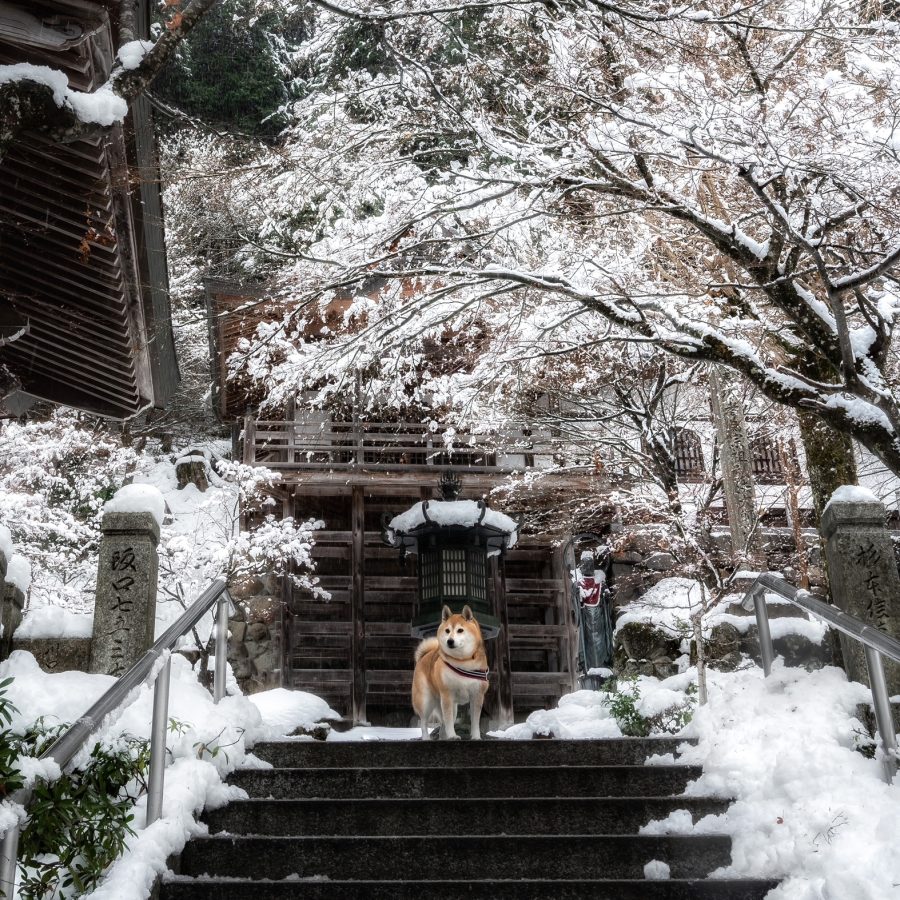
[382,473,518,638]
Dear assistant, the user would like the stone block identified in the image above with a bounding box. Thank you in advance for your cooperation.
[246,622,269,642]
[1,583,25,657]
[251,648,279,675]
[612,552,642,566]
[244,597,280,624]
[89,511,159,677]
[821,495,900,695]
[14,637,92,673]
[176,458,209,492]
[230,577,266,600]
[611,573,643,606]
[642,552,676,572]
[614,621,681,673]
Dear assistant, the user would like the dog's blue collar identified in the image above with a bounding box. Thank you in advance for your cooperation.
[444,660,490,681]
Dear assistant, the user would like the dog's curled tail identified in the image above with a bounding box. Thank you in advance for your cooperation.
[414,637,439,662]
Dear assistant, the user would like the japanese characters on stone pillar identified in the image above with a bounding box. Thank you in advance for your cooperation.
[89,509,160,676]
[821,486,900,696]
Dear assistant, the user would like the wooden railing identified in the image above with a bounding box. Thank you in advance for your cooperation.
[243,419,544,473]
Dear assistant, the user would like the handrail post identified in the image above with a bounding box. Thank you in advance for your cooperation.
[0,823,19,898]
[145,656,172,826]
[863,645,898,784]
[214,595,229,704]
[752,587,775,677]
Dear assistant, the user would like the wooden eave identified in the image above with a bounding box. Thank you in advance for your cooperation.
[0,0,179,418]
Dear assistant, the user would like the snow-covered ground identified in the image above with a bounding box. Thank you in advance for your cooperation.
[492,662,899,900]
[3,636,897,898]
[4,444,896,898]
[1,654,340,900]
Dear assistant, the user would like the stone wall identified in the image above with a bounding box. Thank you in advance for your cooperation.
[12,637,92,672]
[227,574,284,693]
[609,525,833,677]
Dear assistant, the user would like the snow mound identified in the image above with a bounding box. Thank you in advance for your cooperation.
[104,483,166,526]
[6,554,30,592]
[825,484,879,509]
[248,687,341,739]
[644,860,671,880]
[17,606,93,639]
[614,577,704,637]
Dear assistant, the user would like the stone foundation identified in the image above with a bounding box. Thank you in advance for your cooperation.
[12,637,92,672]
[227,574,284,694]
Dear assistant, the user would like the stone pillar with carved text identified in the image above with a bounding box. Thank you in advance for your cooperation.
[709,366,763,566]
[89,511,159,676]
[821,491,900,696]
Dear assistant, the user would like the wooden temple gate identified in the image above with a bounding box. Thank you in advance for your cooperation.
[244,418,587,726]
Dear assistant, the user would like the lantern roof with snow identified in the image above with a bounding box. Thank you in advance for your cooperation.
[382,498,519,557]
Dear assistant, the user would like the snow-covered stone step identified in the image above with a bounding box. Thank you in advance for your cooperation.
[250,737,696,768]
[161,877,780,900]
[177,834,734,881]
[228,764,704,799]
[203,795,729,836]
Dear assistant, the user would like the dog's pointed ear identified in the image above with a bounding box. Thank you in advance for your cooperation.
[462,605,474,621]
[441,604,452,621]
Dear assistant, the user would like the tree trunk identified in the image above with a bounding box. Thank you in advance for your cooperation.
[797,411,859,519]
[708,366,762,567]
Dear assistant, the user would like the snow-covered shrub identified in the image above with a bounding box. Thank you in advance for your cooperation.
[601,676,695,737]
[0,672,149,898]
[17,729,150,899]
[0,411,143,611]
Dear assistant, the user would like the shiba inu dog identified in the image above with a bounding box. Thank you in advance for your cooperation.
[412,604,489,740]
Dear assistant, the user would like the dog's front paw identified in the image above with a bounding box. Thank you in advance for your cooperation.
[444,734,462,741]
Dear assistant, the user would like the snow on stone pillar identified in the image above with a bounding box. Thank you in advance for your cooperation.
[821,486,900,697]
[89,485,164,677]
[709,367,762,566]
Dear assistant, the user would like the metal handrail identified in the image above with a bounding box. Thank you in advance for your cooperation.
[742,572,899,783]
[0,577,233,898]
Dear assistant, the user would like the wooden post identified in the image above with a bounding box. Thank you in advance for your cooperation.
[553,545,580,693]
[243,416,255,465]
[351,486,367,724]
[491,556,514,728]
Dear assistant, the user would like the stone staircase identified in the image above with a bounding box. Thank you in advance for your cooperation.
[160,739,778,899]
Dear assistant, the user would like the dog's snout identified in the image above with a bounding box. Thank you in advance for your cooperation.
[446,638,455,648]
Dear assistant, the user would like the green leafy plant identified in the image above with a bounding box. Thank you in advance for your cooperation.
[193,726,244,765]
[0,677,23,800]
[0,691,153,900]
[601,677,696,737]
[18,734,150,898]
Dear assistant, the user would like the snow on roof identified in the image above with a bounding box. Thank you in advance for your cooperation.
[6,554,31,593]
[389,499,517,535]
[104,483,166,527]
[0,63,127,125]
